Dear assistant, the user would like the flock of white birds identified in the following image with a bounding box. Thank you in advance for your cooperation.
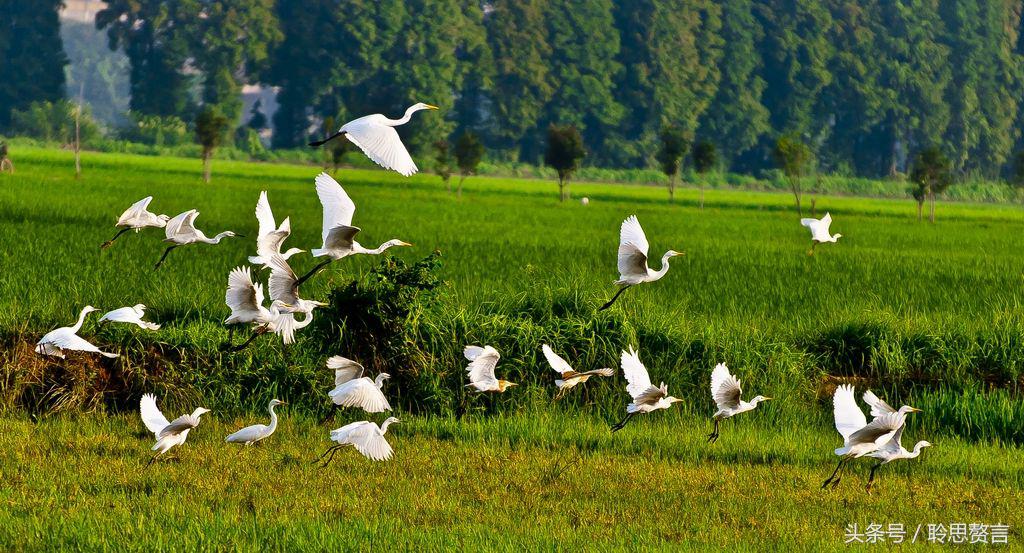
[30,103,925,490]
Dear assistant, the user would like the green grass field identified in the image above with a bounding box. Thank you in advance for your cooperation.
[0,147,1021,549]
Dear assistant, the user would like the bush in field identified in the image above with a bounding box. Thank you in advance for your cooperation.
[121,113,189,146]
[773,133,812,216]
[454,131,484,197]
[544,125,585,202]
[433,139,454,192]
[194,106,229,183]
[9,100,100,145]
[655,125,688,202]
[910,146,952,223]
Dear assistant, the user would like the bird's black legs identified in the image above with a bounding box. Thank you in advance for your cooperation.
[315,445,344,467]
[865,462,883,493]
[319,404,339,425]
[822,458,847,489]
[808,241,817,256]
[100,228,131,249]
[599,285,631,311]
[295,259,334,288]
[308,131,345,148]
[707,418,721,443]
[611,412,635,432]
[145,454,159,468]
[313,445,340,465]
[231,327,266,352]
[154,245,178,269]
[220,326,236,350]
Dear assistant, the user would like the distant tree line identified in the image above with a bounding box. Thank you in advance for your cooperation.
[5,1,1024,181]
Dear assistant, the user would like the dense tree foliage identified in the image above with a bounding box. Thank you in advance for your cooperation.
[545,125,585,201]
[0,1,67,127]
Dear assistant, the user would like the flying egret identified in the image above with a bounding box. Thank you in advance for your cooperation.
[707,363,771,443]
[266,254,329,316]
[611,347,682,432]
[599,215,683,311]
[225,399,286,448]
[541,344,613,400]
[861,389,923,419]
[222,265,304,350]
[294,172,412,286]
[865,425,932,492]
[308,103,439,176]
[100,196,170,248]
[316,417,400,466]
[325,356,392,414]
[249,191,304,268]
[465,345,517,392]
[140,393,211,466]
[98,304,161,330]
[800,212,841,254]
[821,384,919,489]
[155,209,239,269]
[35,306,117,359]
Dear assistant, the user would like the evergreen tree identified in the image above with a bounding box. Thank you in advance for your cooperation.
[545,125,585,202]
[909,146,952,222]
[195,107,230,182]
[454,131,484,196]
[0,0,67,127]
[656,125,689,202]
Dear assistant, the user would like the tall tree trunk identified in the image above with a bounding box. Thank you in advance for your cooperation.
[790,177,803,217]
[699,182,704,210]
[668,175,675,202]
[558,176,565,202]
[917,200,923,221]
[458,175,465,197]
[74,83,83,180]
[445,177,451,194]
[203,149,212,183]
[929,192,936,223]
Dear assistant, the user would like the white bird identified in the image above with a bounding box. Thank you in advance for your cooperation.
[464,345,517,392]
[35,306,117,359]
[611,346,682,431]
[248,191,304,268]
[295,172,412,285]
[100,196,170,248]
[707,363,771,443]
[542,344,613,400]
[600,215,683,310]
[309,103,439,176]
[225,399,286,448]
[139,393,211,466]
[581,197,590,206]
[266,254,328,316]
[317,417,401,465]
[98,304,161,330]
[222,265,303,349]
[800,212,842,254]
[822,384,920,489]
[865,425,932,492]
[326,356,392,413]
[155,209,239,269]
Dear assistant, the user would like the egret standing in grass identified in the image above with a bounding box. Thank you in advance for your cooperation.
[249,191,304,268]
[100,196,170,248]
[225,399,286,448]
[140,393,210,466]
[294,172,412,285]
[325,356,392,416]
[35,306,117,359]
[707,363,771,443]
[99,304,161,330]
[465,345,517,392]
[800,212,841,255]
[611,347,682,431]
[155,209,239,269]
[542,344,613,400]
[600,215,683,311]
[316,417,400,465]
[309,103,439,177]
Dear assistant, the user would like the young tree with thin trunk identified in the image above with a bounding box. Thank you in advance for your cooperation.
[772,133,812,216]
[692,140,717,209]
[74,83,83,179]
[194,107,229,183]
[910,146,952,223]
[544,125,585,202]
[434,139,454,193]
[656,125,688,202]
[454,131,484,197]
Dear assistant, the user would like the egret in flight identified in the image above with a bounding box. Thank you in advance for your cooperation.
[249,191,304,268]
[865,426,932,492]
[155,210,239,269]
[465,345,517,392]
[100,196,170,249]
[316,417,400,465]
[309,103,439,176]
[611,347,682,432]
[800,212,841,254]
[99,304,161,330]
[35,306,117,359]
[267,254,328,316]
[542,344,614,400]
[225,399,286,448]
[295,172,412,286]
[222,266,303,350]
[600,215,683,311]
[326,356,392,415]
[140,393,211,466]
[707,363,771,443]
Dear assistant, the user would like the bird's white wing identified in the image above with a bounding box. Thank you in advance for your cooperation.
[542,344,574,375]
[862,389,896,419]
[49,331,117,358]
[872,424,905,458]
[266,255,300,305]
[254,191,276,241]
[273,312,298,345]
[710,363,741,410]
[349,425,394,461]
[617,215,651,277]
[164,210,194,239]
[833,384,868,441]
[581,368,615,377]
[99,307,160,330]
[326,356,365,385]
[621,347,653,399]
[252,217,291,263]
[315,172,357,243]
[466,346,500,390]
[118,196,153,225]
[464,345,486,361]
[848,412,904,447]
[159,414,200,437]
[328,379,392,413]
[140,393,170,436]
[226,267,264,314]
[799,218,818,229]
[821,212,833,232]
[344,119,418,177]
[226,424,269,443]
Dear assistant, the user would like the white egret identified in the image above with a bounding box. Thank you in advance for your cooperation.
[581,197,590,206]
[861,389,922,419]
[295,172,412,285]
[707,363,771,443]
[600,215,683,311]
[225,399,286,448]
[155,209,239,269]
[100,196,170,248]
[865,425,932,492]
[222,265,303,349]
[800,212,841,254]
[308,103,439,177]
[464,345,517,392]
[326,356,392,413]
[266,254,329,316]
[317,417,401,465]
[248,191,304,268]
[140,393,211,466]
[541,344,613,400]
[98,304,161,330]
[35,306,117,359]
[611,346,682,431]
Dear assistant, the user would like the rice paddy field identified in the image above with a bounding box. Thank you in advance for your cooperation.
[0,146,1021,549]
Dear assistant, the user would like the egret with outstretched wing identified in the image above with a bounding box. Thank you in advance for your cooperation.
[707,363,771,443]
[542,344,613,400]
[611,347,682,431]
[316,417,400,465]
[155,210,238,269]
[99,304,161,330]
[465,345,516,392]
[309,103,439,177]
[35,306,117,359]
[600,215,682,310]
[140,393,210,466]
[101,196,170,248]
[249,191,304,268]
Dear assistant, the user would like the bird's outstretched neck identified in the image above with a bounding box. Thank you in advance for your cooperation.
[267,403,279,434]
[367,239,409,255]
[386,105,420,127]
[71,306,92,333]
[380,418,397,434]
[652,251,675,281]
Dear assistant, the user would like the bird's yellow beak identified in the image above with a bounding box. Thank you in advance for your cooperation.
[763,396,773,401]
[398,241,413,247]
[424,104,439,110]
[910,407,922,413]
